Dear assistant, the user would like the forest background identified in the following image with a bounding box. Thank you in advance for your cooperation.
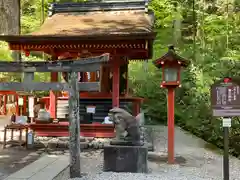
[0,0,239,155]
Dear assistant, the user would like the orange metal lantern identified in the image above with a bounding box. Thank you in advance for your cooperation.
[153,45,189,88]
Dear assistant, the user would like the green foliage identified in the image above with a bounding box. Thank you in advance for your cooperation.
[0,42,12,60]
[130,0,240,155]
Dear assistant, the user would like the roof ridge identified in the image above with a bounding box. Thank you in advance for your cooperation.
[48,1,150,17]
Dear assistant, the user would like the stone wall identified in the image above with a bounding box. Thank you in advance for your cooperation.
[33,126,154,151]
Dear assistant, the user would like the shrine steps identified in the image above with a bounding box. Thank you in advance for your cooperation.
[56,98,133,122]
[37,95,142,138]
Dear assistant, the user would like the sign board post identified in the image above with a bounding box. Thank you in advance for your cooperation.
[222,117,231,180]
[211,77,240,180]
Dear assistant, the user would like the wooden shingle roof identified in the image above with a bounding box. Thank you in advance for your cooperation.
[0,1,156,41]
[0,1,156,59]
[30,11,154,36]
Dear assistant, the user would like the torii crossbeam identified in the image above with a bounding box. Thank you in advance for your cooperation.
[0,53,109,178]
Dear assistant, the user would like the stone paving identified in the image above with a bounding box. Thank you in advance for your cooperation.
[0,147,45,179]
[0,116,44,179]
[4,154,69,180]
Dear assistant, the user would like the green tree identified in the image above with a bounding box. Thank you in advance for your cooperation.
[129,0,240,155]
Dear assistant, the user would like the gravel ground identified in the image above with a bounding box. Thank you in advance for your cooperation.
[2,112,240,180]
[67,125,240,180]
[73,172,211,180]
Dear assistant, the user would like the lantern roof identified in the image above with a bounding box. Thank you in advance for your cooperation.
[153,45,190,68]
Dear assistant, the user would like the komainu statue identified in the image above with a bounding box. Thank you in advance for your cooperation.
[108,107,143,146]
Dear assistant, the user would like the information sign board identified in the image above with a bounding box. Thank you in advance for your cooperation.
[211,78,240,117]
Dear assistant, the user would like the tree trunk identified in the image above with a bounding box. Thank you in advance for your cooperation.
[0,0,20,35]
[0,0,21,63]
[173,5,182,46]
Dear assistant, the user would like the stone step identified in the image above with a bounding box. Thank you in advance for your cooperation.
[4,155,69,180]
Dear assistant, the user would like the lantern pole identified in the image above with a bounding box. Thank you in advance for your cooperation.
[167,87,175,164]
[153,45,190,165]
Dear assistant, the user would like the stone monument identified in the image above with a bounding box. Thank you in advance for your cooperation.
[103,107,148,173]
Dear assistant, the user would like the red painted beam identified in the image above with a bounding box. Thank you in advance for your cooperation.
[3,95,7,115]
[0,91,18,95]
[29,123,115,138]
[112,57,120,108]
[50,72,58,118]
[35,131,115,138]
[23,96,27,115]
[15,95,19,116]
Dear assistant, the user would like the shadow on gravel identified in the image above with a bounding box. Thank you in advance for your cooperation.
[148,154,186,165]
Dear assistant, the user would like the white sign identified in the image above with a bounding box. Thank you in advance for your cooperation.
[16,116,28,124]
[103,116,113,124]
[18,97,24,106]
[86,106,96,114]
[222,118,231,127]
[28,97,35,118]
[27,131,34,145]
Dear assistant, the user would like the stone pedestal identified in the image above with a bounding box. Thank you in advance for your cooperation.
[110,140,143,146]
[103,145,148,173]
